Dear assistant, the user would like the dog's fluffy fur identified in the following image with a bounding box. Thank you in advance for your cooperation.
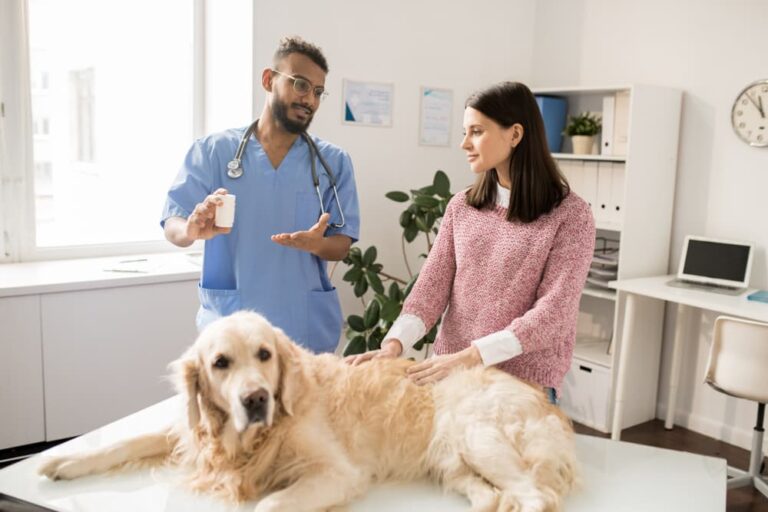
[39,311,579,512]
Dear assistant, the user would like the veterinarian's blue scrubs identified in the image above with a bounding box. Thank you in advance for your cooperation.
[161,127,360,353]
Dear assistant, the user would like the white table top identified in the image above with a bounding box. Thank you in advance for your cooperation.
[610,274,768,323]
[0,397,726,511]
[0,252,201,297]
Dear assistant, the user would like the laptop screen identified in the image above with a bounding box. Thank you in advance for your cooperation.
[683,239,751,283]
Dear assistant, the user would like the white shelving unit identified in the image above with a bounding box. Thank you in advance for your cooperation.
[536,84,682,433]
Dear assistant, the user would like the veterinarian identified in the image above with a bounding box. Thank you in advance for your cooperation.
[348,82,595,404]
[161,36,360,353]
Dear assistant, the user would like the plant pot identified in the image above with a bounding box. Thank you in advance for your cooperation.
[571,135,594,155]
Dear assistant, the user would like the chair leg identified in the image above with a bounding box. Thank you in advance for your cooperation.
[748,403,765,475]
[755,476,768,499]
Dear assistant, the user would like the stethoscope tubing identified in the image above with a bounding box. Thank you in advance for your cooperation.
[226,120,345,228]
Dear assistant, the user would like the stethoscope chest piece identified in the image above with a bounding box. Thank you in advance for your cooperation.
[227,159,244,179]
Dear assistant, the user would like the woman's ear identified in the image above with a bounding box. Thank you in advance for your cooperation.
[170,350,201,431]
[274,327,307,417]
[510,123,525,148]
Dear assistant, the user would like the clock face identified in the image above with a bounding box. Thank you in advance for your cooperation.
[732,80,768,147]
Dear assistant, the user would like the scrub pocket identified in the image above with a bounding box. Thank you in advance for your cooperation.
[198,283,242,319]
[307,288,343,353]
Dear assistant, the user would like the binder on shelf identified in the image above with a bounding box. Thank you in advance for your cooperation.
[613,91,630,156]
[601,95,615,156]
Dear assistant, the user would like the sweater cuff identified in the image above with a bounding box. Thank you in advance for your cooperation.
[383,314,426,353]
[472,329,523,366]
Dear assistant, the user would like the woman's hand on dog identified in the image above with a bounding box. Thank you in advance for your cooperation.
[406,346,483,386]
[345,339,403,366]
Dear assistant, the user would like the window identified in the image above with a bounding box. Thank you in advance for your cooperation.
[0,0,252,261]
[27,0,195,248]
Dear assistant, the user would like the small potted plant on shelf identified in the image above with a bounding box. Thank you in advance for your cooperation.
[563,112,602,155]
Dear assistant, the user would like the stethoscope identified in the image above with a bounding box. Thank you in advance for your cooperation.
[226,120,346,229]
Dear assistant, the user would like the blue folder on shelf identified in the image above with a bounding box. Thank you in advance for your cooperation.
[535,95,568,153]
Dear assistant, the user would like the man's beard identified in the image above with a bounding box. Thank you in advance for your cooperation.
[272,93,313,134]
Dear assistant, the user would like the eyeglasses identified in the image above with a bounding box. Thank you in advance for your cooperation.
[272,70,329,102]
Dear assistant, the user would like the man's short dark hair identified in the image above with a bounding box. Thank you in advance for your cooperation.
[273,36,329,73]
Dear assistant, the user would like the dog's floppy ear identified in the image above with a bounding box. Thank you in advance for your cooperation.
[170,349,201,430]
[274,327,308,417]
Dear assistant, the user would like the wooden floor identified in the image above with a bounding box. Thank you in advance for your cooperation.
[575,420,768,512]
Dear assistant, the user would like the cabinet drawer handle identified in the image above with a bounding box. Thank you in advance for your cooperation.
[579,365,593,373]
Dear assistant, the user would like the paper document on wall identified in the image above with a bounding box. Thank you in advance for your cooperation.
[419,87,452,146]
[343,80,394,127]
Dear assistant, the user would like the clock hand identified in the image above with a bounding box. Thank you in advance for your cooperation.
[758,95,765,118]
[744,92,763,115]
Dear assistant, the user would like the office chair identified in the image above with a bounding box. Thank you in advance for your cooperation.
[705,315,768,498]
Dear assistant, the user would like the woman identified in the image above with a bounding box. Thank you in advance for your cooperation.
[348,82,595,403]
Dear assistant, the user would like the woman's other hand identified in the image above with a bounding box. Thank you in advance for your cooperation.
[407,345,482,385]
[345,339,402,366]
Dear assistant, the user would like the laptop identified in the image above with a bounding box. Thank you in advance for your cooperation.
[667,235,754,295]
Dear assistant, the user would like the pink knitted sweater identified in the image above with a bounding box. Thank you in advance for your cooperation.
[402,189,595,391]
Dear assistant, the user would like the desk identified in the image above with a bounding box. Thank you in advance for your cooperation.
[0,397,726,511]
[610,275,768,441]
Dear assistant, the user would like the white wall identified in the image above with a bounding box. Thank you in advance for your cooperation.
[251,0,538,322]
[532,0,768,450]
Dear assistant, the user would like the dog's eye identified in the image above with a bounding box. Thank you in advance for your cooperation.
[213,356,230,369]
[257,348,271,362]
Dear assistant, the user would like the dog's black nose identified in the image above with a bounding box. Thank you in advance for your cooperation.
[241,389,269,423]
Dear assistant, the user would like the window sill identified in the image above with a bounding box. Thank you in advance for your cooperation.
[0,252,201,298]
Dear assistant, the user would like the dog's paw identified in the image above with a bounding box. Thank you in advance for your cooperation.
[38,456,90,481]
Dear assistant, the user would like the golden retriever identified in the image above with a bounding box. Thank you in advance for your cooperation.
[39,311,579,512]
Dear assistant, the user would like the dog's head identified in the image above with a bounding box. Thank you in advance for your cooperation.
[171,311,307,436]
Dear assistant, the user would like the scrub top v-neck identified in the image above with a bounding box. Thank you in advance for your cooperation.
[162,126,360,353]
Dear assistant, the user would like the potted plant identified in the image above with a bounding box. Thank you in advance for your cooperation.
[340,170,453,357]
[563,112,601,155]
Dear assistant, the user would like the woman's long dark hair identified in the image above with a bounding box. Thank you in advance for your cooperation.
[465,82,569,223]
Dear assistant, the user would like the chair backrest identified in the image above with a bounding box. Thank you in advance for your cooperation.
[705,316,768,403]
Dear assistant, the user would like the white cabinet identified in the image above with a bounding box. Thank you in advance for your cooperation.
[42,281,200,440]
[535,85,682,432]
[0,296,45,450]
[0,274,199,449]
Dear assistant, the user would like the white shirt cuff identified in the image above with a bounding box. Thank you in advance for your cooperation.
[472,329,523,366]
[383,314,426,353]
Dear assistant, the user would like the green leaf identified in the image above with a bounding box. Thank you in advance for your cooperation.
[347,314,366,332]
[380,299,402,322]
[413,196,439,208]
[433,170,451,198]
[413,338,425,351]
[343,267,363,282]
[363,246,377,266]
[385,191,410,202]
[363,300,381,328]
[425,212,436,230]
[417,185,436,195]
[346,246,363,265]
[388,281,401,301]
[367,329,383,351]
[343,335,367,356]
[405,224,419,242]
[366,270,384,294]
[354,279,369,297]
[371,263,383,272]
[414,216,429,232]
[399,211,412,228]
